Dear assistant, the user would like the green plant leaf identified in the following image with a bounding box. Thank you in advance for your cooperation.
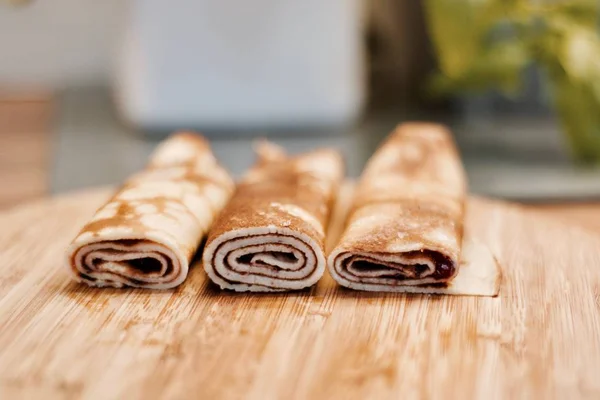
[551,24,600,83]
[549,0,599,29]
[427,40,530,96]
[423,0,504,78]
[550,67,600,163]
[423,0,600,111]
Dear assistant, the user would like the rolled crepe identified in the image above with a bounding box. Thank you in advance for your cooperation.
[203,142,344,292]
[65,132,234,289]
[329,123,494,294]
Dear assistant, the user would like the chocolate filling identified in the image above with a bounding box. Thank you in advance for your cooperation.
[76,240,176,285]
[348,250,456,281]
[128,257,163,274]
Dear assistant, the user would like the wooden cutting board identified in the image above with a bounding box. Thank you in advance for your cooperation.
[0,188,599,399]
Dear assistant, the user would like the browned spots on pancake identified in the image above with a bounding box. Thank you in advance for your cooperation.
[134,166,231,194]
[207,147,343,245]
[331,123,466,287]
[81,201,152,238]
[384,124,455,181]
[67,131,234,288]
[204,145,344,289]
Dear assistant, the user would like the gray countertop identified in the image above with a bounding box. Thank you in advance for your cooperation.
[51,88,600,202]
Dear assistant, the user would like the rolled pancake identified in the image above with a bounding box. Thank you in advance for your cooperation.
[203,142,344,292]
[328,123,500,296]
[65,132,234,289]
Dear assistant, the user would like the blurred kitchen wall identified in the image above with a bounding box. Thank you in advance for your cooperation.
[0,0,435,105]
[0,0,125,87]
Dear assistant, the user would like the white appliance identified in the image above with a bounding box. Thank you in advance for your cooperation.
[114,0,366,131]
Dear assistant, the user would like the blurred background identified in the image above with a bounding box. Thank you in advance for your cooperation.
[1,0,600,209]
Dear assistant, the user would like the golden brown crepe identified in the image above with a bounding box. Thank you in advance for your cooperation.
[203,142,344,292]
[328,123,500,295]
[65,132,234,289]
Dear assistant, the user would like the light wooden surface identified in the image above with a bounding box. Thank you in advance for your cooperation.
[526,203,600,234]
[1,189,600,399]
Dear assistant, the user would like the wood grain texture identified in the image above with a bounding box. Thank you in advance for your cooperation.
[526,203,600,234]
[0,189,600,399]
